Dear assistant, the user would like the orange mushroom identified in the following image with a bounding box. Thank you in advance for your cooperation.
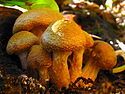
[41,19,92,89]
[80,40,117,87]
[13,8,63,39]
[27,44,52,86]
[6,31,39,70]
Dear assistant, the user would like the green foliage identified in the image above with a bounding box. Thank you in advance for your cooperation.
[0,0,59,11]
[29,0,59,11]
[2,1,27,8]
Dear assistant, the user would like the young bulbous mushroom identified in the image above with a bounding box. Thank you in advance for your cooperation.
[12,8,63,39]
[6,31,39,70]
[41,19,92,89]
[79,40,117,87]
[27,44,52,86]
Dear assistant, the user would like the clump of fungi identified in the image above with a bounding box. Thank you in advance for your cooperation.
[6,8,117,91]
[41,19,94,89]
[7,7,63,70]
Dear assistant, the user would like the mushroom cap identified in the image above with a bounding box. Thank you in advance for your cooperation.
[27,45,52,69]
[6,31,39,55]
[13,8,63,34]
[83,31,94,48]
[91,40,117,70]
[41,19,87,51]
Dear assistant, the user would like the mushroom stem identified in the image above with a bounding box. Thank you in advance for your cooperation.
[82,58,100,81]
[52,51,71,89]
[69,48,85,82]
[18,51,28,70]
[39,67,50,86]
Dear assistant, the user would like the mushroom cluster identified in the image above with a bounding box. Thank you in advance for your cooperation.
[6,8,117,90]
[41,19,94,89]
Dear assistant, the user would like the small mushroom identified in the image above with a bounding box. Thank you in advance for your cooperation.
[81,40,117,86]
[41,19,88,89]
[6,31,39,70]
[13,8,63,39]
[27,44,52,86]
